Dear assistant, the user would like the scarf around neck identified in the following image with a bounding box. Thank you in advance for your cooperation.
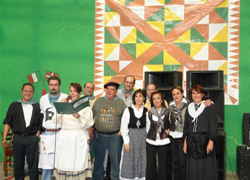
[104,95,118,101]
[121,87,134,95]
[188,101,206,132]
[150,106,168,134]
[169,98,188,124]
[49,92,61,105]
[18,98,36,104]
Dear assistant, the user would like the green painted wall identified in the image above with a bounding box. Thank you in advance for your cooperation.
[0,0,249,172]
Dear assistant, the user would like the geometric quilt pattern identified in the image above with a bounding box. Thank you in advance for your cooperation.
[94,0,240,105]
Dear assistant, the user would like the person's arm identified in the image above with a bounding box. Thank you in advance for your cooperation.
[120,108,130,151]
[77,106,94,128]
[206,105,218,154]
[183,136,187,154]
[1,124,11,148]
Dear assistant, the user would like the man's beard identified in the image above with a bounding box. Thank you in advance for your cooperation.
[50,89,58,95]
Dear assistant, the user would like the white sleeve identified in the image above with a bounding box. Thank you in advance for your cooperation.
[51,113,63,125]
[146,112,150,133]
[79,106,94,128]
[120,108,130,144]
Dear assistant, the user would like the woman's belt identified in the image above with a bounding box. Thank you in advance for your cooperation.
[45,128,61,132]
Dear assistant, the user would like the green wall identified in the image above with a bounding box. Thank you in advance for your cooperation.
[0,0,249,172]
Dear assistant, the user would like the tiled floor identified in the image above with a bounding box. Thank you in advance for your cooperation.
[0,164,240,180]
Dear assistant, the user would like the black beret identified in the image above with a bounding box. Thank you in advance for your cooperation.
[104,82,120,89]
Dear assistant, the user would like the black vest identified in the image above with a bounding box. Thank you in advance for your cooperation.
[128,106,147,129]
[147,111,169,140]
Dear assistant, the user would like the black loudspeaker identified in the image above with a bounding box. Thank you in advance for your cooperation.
[145,71,182,103]
[215,131,226,180]
[186,71,223,89]
[237,146,250,180]
[243,113,250,145]
[186,71,224,130]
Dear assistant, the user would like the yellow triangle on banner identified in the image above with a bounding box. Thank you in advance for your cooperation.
[147,21,164,35]
[156,0,165,5]
[121,28,137,44]
[211,24,228,42]
[104,76,113,84]
[136,43,154,58]
[190,42,208,58]
[105,12,117,26]
[165,7,182,21]
[174,29,190,43]
[218,0,228,7]
[117,0,125,5]
[218,61,228,74]
[163,51,181,65]
[200,0,206,4]
[145,65,163,71]
[104,44,119,59]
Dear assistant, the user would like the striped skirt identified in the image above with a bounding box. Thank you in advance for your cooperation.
[120,128,147,180]
[54,153,92,180]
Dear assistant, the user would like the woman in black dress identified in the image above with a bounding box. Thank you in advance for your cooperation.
[183,85,218,180]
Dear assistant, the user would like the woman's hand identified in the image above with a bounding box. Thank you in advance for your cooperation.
[1,139,7,148]
[204,99,212,107]
[72,112,80,119]
[183,137,187,154]
[124,143,130,152]
[206,140,214,154]
[165,129,170,135]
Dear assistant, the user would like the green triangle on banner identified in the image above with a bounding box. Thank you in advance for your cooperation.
[165,0,172,4]
[224,75,227,85]
[147,51,163,65]
[105,4,115,12]
[215,8,228,22]
[146,7,165,21]
[137,30,153,43]
[105,28,119,43]
[104,61,116,76]
[174,43,190,55]
[121,44,136,59]
[190,27,207,42]
[164,65,182,71]
[165,21,182,35]
[210,42,228,59]
[125,0,135,5]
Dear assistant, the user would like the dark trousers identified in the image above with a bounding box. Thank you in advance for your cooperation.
[170,137,186,180]
[146,143,170,180]
[13,134,39,180]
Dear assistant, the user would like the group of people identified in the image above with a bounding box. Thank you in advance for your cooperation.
[1,75,218,180]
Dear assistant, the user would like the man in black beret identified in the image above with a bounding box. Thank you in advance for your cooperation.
[92,82,126,180]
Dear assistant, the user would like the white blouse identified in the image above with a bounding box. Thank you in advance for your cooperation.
[120,105,147,145]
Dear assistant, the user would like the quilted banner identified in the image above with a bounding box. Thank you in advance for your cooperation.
[94,0,240,105]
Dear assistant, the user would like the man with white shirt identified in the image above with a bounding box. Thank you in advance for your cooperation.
[39,76,67,180]
[116,75,136,107]
[1,83,43,180]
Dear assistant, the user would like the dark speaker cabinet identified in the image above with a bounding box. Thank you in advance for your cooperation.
[186,71,223,89]
[237,146,250,180]
[243,113,250,145]
[186,71,225,130]
[215,131,226,180]
[145,71,182,103]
